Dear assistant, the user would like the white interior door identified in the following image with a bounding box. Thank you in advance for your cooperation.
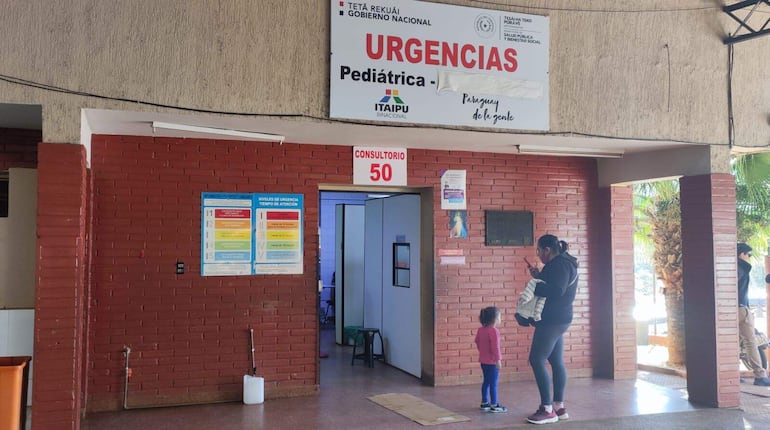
[379,194,421,377]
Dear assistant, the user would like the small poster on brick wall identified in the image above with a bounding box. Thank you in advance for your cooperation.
[201,192,304,276]
[449,210,468,238]
[441,170,466,210]
[438,249,466,265]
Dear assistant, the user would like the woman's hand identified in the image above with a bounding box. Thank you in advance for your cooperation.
[496,360,502,369]
[525,257,540,277]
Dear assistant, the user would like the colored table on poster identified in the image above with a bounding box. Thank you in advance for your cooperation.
[201,193,304,276]
[253,194,304,274]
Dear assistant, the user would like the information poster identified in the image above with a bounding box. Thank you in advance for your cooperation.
[441,170,467,209]
[201,192,304,276]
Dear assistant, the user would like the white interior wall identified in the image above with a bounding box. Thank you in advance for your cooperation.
[319,192,367,289]
[0,310,34,406]
[0,168,37,308]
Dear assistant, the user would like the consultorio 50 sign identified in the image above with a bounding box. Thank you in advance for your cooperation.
[330,0,550,131]
[353,146,407,186]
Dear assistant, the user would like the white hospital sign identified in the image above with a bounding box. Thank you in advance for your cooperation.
[330,0,550,131]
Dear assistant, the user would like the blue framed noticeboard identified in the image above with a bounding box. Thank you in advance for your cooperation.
[201,192,304,276]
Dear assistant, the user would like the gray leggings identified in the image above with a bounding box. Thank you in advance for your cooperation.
[528,323,570,406]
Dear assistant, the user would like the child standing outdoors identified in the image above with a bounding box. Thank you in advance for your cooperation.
[475,306,507,413]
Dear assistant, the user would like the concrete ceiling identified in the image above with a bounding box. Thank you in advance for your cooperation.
[82,108,691,156]
[0,102,697,156]
[0,103,42,130]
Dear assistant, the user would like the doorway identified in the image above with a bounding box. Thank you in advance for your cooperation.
[318,186,435,383]
[0,103,41,412]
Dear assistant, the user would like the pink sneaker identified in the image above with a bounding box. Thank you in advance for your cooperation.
[555,408,569,420]
[527,406,558,424]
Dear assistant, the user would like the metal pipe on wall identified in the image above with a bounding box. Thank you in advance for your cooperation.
[122,345,233,410]
[123,346,131,410]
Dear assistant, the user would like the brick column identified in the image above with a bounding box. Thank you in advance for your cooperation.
[680,174,739,407]
[32,143,88,429]
[609,186,637,378]
[592,186,636,379]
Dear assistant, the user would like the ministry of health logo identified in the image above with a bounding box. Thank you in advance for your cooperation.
[474,14,495,38]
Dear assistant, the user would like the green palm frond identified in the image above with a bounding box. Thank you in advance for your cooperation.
[633,180,680,261]
[734,153,770,250]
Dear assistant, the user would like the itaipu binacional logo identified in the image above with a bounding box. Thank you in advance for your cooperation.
[474,13,495,38]
[374,89,409,118]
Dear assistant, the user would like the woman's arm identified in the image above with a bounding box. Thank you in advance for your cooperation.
[533,260,570,298]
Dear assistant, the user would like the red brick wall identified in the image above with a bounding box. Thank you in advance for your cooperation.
[0,127,39,168]
[33,143,88,430]
[87,136,338,411]
[680,174,739,407]
[85,136,599,410]
[417,153,598,385]
[610,186,637,378]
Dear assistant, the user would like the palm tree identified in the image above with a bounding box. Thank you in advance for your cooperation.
[635,180,684,366]
[633,152,770,368]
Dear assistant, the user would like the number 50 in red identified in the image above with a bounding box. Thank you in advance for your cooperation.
[369,163,393,182]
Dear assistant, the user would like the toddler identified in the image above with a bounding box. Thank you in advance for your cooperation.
[474,306,507,413]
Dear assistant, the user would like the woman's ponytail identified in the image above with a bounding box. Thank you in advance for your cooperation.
[558,240,569,253]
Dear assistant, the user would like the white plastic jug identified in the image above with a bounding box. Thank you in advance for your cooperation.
[243,374,264,404]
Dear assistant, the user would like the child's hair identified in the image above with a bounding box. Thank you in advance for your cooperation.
[479,306,500,326]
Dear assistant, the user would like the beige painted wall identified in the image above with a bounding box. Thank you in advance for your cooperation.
[0,169,37,308]
[0,1,767,149]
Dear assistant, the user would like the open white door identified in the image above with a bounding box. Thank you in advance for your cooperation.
[377,194,421,377]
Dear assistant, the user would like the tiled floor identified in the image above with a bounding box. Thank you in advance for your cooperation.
[74,330,770,429]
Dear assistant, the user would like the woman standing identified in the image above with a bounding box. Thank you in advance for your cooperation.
[525,234,578,424]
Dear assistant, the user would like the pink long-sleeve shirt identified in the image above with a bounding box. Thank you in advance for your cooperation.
[475,325,501,365]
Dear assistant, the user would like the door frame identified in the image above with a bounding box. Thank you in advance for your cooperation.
[318,184,435,384]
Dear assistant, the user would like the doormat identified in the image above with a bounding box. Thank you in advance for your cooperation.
[368,393,470,426]
[740,382,770,397]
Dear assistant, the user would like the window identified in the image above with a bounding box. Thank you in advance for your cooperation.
[393,243,410,287]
